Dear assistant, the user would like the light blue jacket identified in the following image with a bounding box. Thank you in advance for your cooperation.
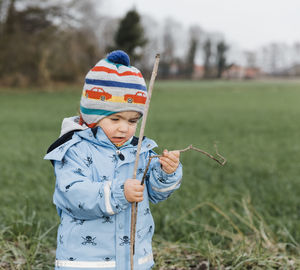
[44,125,182,270]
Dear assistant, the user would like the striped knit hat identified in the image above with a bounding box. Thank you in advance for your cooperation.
[79,50,147,127]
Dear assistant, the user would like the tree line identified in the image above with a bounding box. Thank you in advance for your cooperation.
[1,0,264,87]
[0,0,104,86]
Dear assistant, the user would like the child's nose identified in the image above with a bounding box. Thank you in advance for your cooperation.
[118,122,129,132]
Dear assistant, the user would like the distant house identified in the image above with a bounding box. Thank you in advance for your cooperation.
[243,67,262,79]
[192,64,262,80]
[192,65,205,79]
[222,64,261,79]
[222,64,244,79]
[169,62,179,76]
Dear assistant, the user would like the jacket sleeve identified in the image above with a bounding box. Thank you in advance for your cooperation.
[145,151,183,204]
[53,147,129,220]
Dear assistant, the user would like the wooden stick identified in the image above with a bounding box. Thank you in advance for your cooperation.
[130,54,160,270]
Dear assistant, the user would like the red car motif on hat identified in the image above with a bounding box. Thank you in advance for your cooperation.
[85,87,112,101]
[124,91,146,104]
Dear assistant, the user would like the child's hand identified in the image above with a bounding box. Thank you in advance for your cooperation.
[124,179,145,203]
[159,150,180,174]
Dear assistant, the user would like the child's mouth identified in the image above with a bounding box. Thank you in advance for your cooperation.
[112,137,125,143]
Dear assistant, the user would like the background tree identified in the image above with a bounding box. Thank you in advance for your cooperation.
[244,51,257,68]
[159,28,174,78]
[138,15,160,76]
[158,18,179,79]
[216,41,228,78]
[0,0,101,86]
[293,42,300,64]
[0,0,58,85]
[183,25,203,78]
[184,38,197,78]
[203,39,212,78]
[112,9,147,63]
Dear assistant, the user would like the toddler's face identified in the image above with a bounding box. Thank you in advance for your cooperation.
[96,111,141,146]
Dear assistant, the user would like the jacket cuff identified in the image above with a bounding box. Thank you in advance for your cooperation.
[161,166,181,179]
[153,161,183,185]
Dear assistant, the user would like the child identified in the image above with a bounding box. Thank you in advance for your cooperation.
[44,50,182,270]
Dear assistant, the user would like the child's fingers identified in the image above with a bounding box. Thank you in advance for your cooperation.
[160,161,170,172]
[167,152,180,163]
[168,150,180,158]
[160,156,177,169]
[160,159,176,174]
[124,179,144,202]
[159,159,168,167]
[126,179,144,187]
[135,191,144,197]
[162,150,180,162]
[134,184,145,192]
[160,149,180,174]
[134,195,144,202]
[133,187,144,202]
[160,150,179,167]
[162,149,169,156]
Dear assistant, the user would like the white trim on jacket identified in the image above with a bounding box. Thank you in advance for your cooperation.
[55,260,116,268]
[104,181,115,215]
[55,252,153,268]
[151,179,181,193]
[138,253,153,265]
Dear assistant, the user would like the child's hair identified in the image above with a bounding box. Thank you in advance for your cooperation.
[79,50,147,127]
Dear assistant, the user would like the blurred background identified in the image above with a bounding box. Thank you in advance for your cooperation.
[1,0,300,87]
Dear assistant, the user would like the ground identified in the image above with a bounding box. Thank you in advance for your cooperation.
[1,80,300,269]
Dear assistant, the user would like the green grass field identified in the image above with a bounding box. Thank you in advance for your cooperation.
[1,80,300,269]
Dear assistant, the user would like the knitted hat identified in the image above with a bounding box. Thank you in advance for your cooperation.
[79,50,147,127]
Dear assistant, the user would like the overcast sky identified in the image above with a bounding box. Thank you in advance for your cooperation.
[102,0,300,51]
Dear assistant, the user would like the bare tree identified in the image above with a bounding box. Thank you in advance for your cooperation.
[270,43,282,74]
[139,14,160,73]
[293,42,300,65]
[0,0,10,31]
[184,38,197,78]
[203,39,212,78]
[158,18,177,78]
[216,41,228,78]
[244,51,257,68]
[0,0,101,86]
[98,17,119,55]
[183,25,203,78]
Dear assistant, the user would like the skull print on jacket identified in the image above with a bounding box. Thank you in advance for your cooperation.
[44,119,182,270]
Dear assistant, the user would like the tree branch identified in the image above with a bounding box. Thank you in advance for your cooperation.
[140,144,226,185]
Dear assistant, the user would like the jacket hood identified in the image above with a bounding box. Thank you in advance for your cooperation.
[59,116,88,137]
[45,116,158,164]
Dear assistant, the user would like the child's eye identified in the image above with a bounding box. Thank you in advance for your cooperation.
[110,118,119,121]
[129,119,138,124]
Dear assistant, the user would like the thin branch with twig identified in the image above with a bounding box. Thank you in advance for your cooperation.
[140,144,226,186]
